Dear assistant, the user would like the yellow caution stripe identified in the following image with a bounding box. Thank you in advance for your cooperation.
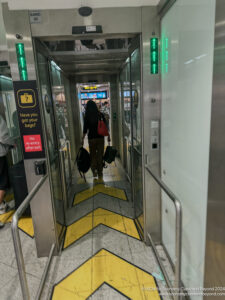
[51,249,161,300]
[0,211,34,238]
[64,208,140,249]
[73,184,127,206]
[0,210,14,224]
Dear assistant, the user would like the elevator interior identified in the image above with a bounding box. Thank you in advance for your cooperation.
[33,32,144,232]
[3,2,225,299]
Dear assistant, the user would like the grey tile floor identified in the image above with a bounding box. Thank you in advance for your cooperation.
[0,161,174,300]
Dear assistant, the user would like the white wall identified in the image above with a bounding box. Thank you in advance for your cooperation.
[161,0,215,297]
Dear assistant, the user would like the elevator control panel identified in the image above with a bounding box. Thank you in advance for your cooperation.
[151,120,159,150]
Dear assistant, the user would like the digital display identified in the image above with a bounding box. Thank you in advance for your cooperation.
[81,91,107,100]
[124,90,135,98]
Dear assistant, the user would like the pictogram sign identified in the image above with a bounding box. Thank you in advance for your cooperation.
[13,80,45,159]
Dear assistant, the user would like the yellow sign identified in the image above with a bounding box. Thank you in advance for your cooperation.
[21,93,33,104]
[17,89,36,108]
[84,85,97,90]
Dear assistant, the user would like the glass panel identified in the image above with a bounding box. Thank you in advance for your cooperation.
[130,47,143,223]
[36,52,64,232]
[50,62,70,186]
[161,0,215,291]
[120,59,132,177]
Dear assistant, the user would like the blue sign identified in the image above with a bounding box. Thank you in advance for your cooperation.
[81,91,107,100]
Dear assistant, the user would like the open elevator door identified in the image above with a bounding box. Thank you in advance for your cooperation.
[33,39,67,244]
[128,36,144,235]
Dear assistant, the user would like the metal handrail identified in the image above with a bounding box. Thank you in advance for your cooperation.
[59,149,68,210]
[35,243,55,300]
[145,165,182,300]
[11,174,54,300]
[66,140,72,185]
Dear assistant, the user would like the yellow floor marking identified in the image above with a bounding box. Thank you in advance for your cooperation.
[64,208,140,249]
[0,210,14,224]
[74,184,127,205]
[6,214,34,238]
[52,249,160,300]
[138,214,144,228]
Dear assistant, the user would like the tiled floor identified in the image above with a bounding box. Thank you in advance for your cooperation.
[0,158,172,299]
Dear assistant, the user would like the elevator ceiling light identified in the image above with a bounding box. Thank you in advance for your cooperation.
[16,43,28,81]
[150,37,158,74]
[78,6,93,17]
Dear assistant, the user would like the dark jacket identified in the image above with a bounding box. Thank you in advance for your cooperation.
[83,112,106,140]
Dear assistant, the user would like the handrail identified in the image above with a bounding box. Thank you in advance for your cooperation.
[11,175,48,300]
[145,165,182,300]
[59,149,68,209]
[35,243,55,300]
[66,140,72,185]
[133,146,142,156]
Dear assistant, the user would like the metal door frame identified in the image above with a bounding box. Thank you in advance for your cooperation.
[33,38,66,243]
[128,34,144,232]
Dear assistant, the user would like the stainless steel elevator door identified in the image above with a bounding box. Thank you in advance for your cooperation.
[130,47,143,226]
[36,51,65,234]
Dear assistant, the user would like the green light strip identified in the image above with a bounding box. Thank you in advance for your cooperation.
[16,43,28,81]
[150,38,159,74]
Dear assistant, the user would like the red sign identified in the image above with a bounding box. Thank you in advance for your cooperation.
[23,135,43,152]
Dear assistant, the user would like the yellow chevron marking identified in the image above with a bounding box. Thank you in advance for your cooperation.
[73,184,127,205]
[64,208,140,249]
[0,210,14,224]
[52,249,160,300]
[5,214,34,238]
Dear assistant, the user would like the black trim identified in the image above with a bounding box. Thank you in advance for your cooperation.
[87,282,130,299]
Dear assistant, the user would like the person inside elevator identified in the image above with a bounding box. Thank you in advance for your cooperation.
[82,100,110,179]
[0,114,14,218]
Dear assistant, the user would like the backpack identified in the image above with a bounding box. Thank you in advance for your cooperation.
[103,146,117,164]
[76,147,91,180]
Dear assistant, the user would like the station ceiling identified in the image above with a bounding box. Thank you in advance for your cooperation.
[6,0,160,10]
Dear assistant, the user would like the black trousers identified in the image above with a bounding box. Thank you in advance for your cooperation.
[0,156,10,190]
[88,138,104,176]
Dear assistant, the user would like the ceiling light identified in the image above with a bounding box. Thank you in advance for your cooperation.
[78,7,93,17]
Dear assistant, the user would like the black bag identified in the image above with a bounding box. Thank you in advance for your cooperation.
[9,161,31,216]
[103,146,117,164]
[76,147,91,179]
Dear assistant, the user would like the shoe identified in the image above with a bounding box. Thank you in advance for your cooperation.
[7,199,15,210]
[0,201,9,215]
